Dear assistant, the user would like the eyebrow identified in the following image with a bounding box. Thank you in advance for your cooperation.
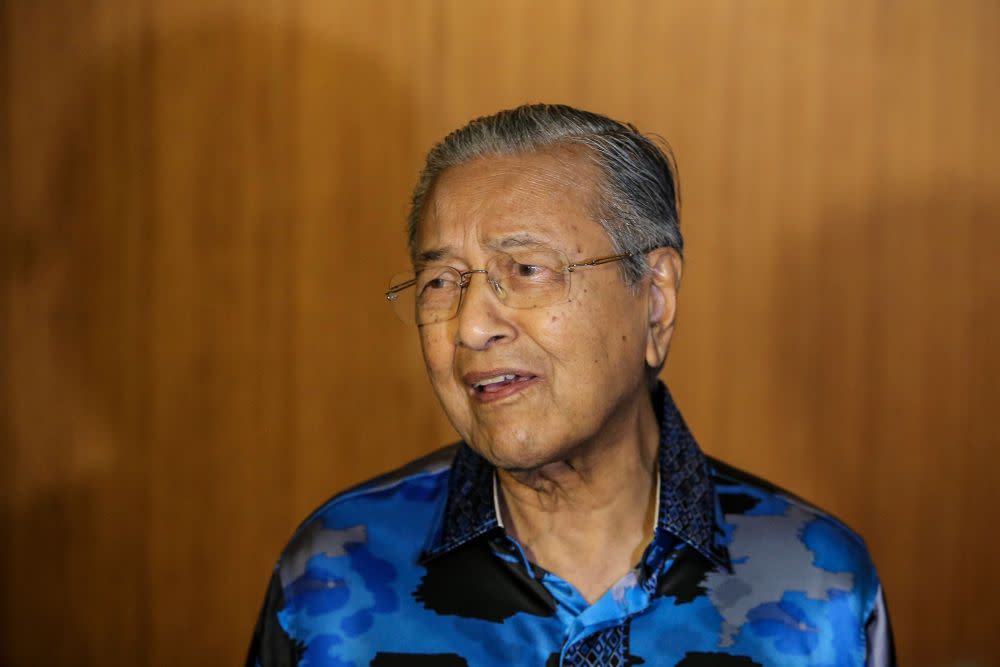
[413,234,555,266]
[486,234,552,251]
[414,246,453,264]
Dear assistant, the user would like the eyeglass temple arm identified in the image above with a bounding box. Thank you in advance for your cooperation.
[385,277,417,299]
[565,252,636,272]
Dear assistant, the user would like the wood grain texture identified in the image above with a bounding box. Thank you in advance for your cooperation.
[2,1,997,665]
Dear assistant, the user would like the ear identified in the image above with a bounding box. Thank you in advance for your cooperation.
[645,247,683,369]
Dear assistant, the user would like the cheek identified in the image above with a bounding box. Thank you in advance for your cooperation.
[536,310,611,377]
[540,287,645,370]
[419,327,454,380]
[536,308,578,362]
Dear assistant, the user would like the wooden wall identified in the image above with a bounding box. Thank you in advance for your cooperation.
[3,1,997,665]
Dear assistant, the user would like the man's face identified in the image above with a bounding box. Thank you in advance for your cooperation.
[414,150,656,471]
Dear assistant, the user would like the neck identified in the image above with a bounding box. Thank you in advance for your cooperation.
[496,390,661,604]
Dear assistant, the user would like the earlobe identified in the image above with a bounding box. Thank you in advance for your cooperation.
[644,248,682,368]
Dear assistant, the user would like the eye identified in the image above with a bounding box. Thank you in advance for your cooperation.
[509,260,559,284]
[416,267,460,296]
[425,277,450,289]
[515,262,545,278]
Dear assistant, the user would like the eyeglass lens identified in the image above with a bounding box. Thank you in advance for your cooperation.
[388,249,571,325]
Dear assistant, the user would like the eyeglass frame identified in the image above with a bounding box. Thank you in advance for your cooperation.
[384,247,657,325]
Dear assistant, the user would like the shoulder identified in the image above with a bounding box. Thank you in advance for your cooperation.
[275,444,458,589]
[706,455,882,618]
[247,446,462,664]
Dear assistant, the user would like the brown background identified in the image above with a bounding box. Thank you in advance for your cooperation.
[2,1,998,665]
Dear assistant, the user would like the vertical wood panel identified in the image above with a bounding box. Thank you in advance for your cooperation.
[3,1,998,665]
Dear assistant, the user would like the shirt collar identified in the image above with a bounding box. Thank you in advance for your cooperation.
[651,382,731,569]
[421,382,730,570]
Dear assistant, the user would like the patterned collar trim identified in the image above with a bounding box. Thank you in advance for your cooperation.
[652,382,731,570]
[421,382,730,570]
[420,441,499,560]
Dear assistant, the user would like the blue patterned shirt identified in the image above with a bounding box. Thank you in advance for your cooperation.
[247,383,895,666]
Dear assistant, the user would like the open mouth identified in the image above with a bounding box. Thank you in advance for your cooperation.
[471,373,534,394]
[463,370,539,402]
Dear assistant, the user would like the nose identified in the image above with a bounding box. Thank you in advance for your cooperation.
[454,270,515,350]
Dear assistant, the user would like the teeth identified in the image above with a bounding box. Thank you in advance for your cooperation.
[474,373,517,388]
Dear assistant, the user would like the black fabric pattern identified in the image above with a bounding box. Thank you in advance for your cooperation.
[718,492,762,516]
[244,569,306,667]
[654,544,717,604]
[414,535,557,621]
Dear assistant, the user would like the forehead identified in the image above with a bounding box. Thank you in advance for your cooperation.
[415,149,611,260]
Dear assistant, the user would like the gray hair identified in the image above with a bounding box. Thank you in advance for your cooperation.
[406,104,682,286]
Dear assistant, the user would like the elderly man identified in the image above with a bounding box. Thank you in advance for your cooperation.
[247,105,895,666]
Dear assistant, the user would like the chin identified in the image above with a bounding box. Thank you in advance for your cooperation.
[472,428,574,473]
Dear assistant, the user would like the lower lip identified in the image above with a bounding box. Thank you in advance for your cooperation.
[470,376,539,404]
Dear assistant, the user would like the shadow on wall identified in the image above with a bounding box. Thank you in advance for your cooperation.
[3,8,414,666]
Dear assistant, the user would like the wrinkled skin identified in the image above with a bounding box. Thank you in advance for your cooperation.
[414,149,679,479]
